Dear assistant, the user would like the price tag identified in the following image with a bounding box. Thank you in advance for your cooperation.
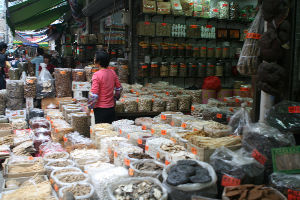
[181,123,187,128]
[246,33,261,40]
[28,156,34,160]
[114,151,118,158]
[63,137,68,142]
[108,148,112,155]
[161,115,167,120]
[161,130,167,135]
[206,25,212,28]
[191,147,197,155]
[252,149,267,165]
[151,129,155,134]
[122,65,128,69]
[156,152,160,159]
[137,139,143,145]
[50,179,54,184]
[288,189,300,200]
[170,121,175,126]
[222,4,228,7]
[77,72,83,76]
[142,65,148,69]
[192,65,197,68]
[119,129,122,135]
[144,21,150,25]
[190,25,198,29]
[127,134,130,139]
[180,64,187,68]
[174,3,179,7]
[60,71,66,75]
[129,168,134,176]
[151,64,158,68]
[145,145,149,151]
[213,9,219,12]
[216,114,222,119]
[27,79,34,84]
[142,125,147,130]
[224,98,228,102]
[229,107,234,112]
[193,128,198,132]
[166,92,170,96]
[191,106,195,111]
[240,87,250,91]
[221,175,241,187]
[235,98,240,103]
[124,158,130,166]
[165,160,171,166]
[54,184,59,191]
[84,171,88,174]
[161,23,167,26]
[170,137,177,144]
[92,69,98,73]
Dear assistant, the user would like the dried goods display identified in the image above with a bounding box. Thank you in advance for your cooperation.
[130,159,164,178]
[223,185,286,200]
[51,167,81,178]
[162,160,217,200]
[0,89,6,115]
[119,60,129,83]
[30,117,50,130]
[188,135,241,149]
[152,98,166,112]
[137,97,153,112]
[29,108,44,119]
[6,80,24,110]
[59,183,94,199]
[70,112,90,136]
[24,77,37,98]
[54,68,72,98]
[123,98,138,113]
[43,151,69,163]
[54,172,88,186]
[8,160,44,174]
[270,173,300,196]
[237,7,264,75]
[8,67,20,80]
[45,159,75,174]
[165,97,178,111]
[177,95,192,111]
[72,69,86,82]
[110,178,167,200]
[10,118,28,130]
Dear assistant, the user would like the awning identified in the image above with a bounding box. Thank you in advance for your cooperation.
[82,0,124,17]
[7,0,69,32]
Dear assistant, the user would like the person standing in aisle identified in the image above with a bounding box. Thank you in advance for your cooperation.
[89,50,122,124]
[0,42,7,90]
[30,48,44,77]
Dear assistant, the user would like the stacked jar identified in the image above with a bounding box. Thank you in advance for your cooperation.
[206,63,215,76]
[138,63,149,78]
[178,63,187,77]
[197,62,206,78]
[188,63,197,77]
[150,62,160,77]
[169,62,178,77]
[160,62,169,77]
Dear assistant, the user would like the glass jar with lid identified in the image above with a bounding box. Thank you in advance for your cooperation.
[150,62,160,77]
[188,63,197,77]
[161,45,170,57]
[178,63,187,77]
[140,43,150,57]
[197,62,206,77]
[224,62,232,77]
[207,47,215,58]
[170,45,178,57]
[138,63,149,78]
[222,46,230,58]
[200,46,207,58]
[177,45,185,57]
[151,44,159,57]
[169,62,178,77]
[215,47,222,58]
[193,47,200,58]
[160,62,169,77]
[215,62,224,76]
[186,45,193,57]
[206,62,215,76]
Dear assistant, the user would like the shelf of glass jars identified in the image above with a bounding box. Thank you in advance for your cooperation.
[137,35,244,42]
[139,12,253,25]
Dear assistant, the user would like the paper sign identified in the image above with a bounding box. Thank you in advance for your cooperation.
[137,139,143,145]
[165,160,170,166]
[161,115,166,120]
[161,130,167,135]
[129,168,134,176]
[124,158,130,166]
[191,147,197,155]
[288,189,300,200]
[252,149,267,165]
[221,174,241,187]
[156,152,160,159]
[142,125,147,130]
[145,145,149,151]
[181,123,187,128]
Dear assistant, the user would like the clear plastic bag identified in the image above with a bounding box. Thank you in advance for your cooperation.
[266,101,300,133]
[50,167,82,183]
[64,132,95,153]
[165,97,179,111]
[29,108,44,119]
[269,173,300,196]
[6,80,24,110]
[145,137,173,159]
[71,112,90,137]
[44,151,70,163]
[123,98,138,113]
[45,159,76,176]
[64,107,82,123]
[34,127,51,137]
[237,7,264,75]
[162,159,217,200]
[51,119,74,142]
[99,136,129,163]
[59,100,76,112]
[112,119,134,131]
[10,117,28,130]
[135,117,153,128]
[242,123,296,168]
[30,117,51,130]
[210,147,264,191]
[114,143,143,167]
[229,104,252,136]
[39,141,65,156]
[59,182,95,200]
[8,67,20,80]
[152,98,166,112]
[0,90,6,115]
[37,64,55,99]
[54,68,72,98]
[72,69,86,82]
[203,121,232,138]
[137,97,153,112]
[24,77,37,98]
[108,177,168,200]
[129,159,165,178]
[53,172,89,188]
[177,95,192,111]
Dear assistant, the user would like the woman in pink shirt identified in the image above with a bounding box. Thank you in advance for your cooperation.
[89,50,122,123]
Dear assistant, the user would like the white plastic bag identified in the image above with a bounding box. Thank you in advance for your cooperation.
[36,64,55,99]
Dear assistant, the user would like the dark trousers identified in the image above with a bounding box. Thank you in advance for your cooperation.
[94,107,115,124]
[0,74,5,90]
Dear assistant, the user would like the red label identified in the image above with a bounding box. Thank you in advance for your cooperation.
[222,4,228,7]
[216,114,222,119]
[246,33,261,40]
[191,147,197,155]
[166,92,170,96]
[87,46,93,50]
[221,175,241,187]
[191,106,195,111]
[156,152,160,159]
[252,149,267,165]
[206,25,212,28]
[174,3,179,7]
[213,9,219,12]
[151,129,155,134]
[142,125,147,130]
[240,87,250,92]
[190,25,198,29]
[151,64,158,68]
[181,123,187,128]
[145,21,150,25]
[161,115,166,120]
[161,130,167,135]
[192,65,197,68]
[138,139,143,144]
[229,107,234,112]
[165,160,171,166]
[288,189,300,200]
[170,137,177,144]
[161,23,167,26]
[124,158,130,166]
[235,98,240,103]
[289,106,300,113]
[129,168,134,176]
[114,151,118,158]
[189,2,193,5]
[145,145,149,151]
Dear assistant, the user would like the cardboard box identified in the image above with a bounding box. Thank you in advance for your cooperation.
[4,163,46,178]
[187,143,242,162]
[2,175,48,192]
[142,0,156,14]
[0,188,59,200]
[157,2,171,15]
[41,97,73,110]
[0,123,12,137]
